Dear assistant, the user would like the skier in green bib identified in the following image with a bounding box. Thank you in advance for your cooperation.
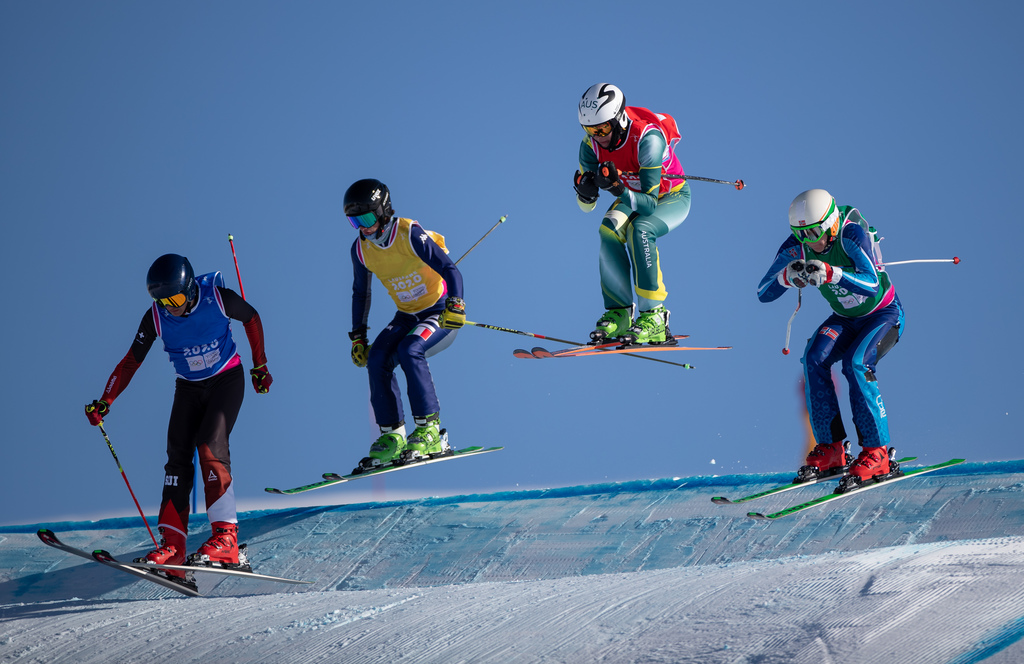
[758,189,905,490]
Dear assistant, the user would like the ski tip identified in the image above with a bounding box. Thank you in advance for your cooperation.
[531,346,554,358]
[264,488,285,494]
[746,512,771,520]
[710,497,732,505]
[512,349,535,359]
[37,529,57,543]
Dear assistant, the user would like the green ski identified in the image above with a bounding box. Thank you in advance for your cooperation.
[747,458,966,520]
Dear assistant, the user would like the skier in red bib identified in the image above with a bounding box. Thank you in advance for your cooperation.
[573,83,692,345]
[85,254,272,576]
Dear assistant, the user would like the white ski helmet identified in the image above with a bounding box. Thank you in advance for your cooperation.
[578,83,626,126]
[789,189,840,244]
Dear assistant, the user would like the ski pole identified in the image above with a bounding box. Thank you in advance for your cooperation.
[618,171,745,190]
[882,257,960,267]
[782,289,802,356]
[228,234,246,300]
[465,320,694,369]
[780,256,959,355]
[94,421,159,548]
[455,215,508,265]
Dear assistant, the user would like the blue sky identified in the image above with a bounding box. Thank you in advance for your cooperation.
[1,1,1021,526]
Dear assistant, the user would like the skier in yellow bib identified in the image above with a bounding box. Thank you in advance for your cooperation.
[345,179,466,471]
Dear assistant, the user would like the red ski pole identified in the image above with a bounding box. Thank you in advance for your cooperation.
[228,234,246,300]
[93,420,159,548]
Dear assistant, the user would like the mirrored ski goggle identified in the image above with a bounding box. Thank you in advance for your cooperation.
[347,211,379,229]
[156,293,188,307]
[583,121,613,137]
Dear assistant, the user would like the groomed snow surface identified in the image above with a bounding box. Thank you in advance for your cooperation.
[2,461,1024,663]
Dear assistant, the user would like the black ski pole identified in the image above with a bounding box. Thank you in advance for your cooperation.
[456,215,508,265]
[618,170,745,190]
[465,320,695,369]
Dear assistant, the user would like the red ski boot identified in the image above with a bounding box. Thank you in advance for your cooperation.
[135,527,187,579]
[848,446,890,481]
[836,446,893,493]
[795,441,850,482]
[189,522,240,567]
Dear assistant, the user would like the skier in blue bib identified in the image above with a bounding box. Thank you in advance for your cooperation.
[758,189,905,490]
[85,254,273,578]
[345,179,466,472]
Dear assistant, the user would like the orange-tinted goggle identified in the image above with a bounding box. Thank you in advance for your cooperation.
[157,293,188,307]
[583,122,613,137]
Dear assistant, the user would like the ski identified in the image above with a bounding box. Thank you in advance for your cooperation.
[711,457,917,504]
[119,547,311,585]
[514,334,691,359]
[37,529,200,597]
[324,445,504,483]
[559,343,732,358]
[265,445,503,495]
[747,458,966,520]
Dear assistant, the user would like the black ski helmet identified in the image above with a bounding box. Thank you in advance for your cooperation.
[344,179,394,232]
[146,253,197,305]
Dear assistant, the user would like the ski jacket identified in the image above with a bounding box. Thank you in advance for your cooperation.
[351,218,463,329]
[757,207,896,318]
[579,106,685,217]
[99,275,267,404]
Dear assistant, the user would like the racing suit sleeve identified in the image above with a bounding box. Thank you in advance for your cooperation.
[100,309,158,405]
[218,287,268,367]
[757,236,804,303]
[351,239,372,334]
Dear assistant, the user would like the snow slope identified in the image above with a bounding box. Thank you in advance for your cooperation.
[2,461,1023,663]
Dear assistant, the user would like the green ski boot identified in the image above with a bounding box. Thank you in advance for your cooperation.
[359,429,406,471]
[590,307,634,344]
[403,413,448,460]
[619,305,675,345]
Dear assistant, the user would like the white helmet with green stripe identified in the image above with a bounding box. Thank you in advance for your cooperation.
[789,189,840,245]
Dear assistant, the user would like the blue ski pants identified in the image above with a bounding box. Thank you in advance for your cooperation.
[366,304,456,428]
[801,297,905,449]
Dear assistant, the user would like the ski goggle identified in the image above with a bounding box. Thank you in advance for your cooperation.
[347,211,379,229]
[156,293,188,307]
[583,121,613,137]
[791,206,840,244]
